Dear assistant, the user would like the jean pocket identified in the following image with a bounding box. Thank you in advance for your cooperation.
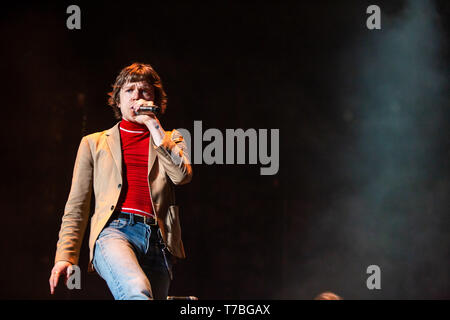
[108,218,128,229]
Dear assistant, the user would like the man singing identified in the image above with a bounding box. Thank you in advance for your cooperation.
[49,62,192,299]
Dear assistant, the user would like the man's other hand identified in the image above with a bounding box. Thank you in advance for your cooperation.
[49,261,72,295]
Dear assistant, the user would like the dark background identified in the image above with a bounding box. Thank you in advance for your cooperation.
[1,1,449,299]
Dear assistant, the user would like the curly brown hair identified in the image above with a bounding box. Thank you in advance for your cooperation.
[107,62,168,119]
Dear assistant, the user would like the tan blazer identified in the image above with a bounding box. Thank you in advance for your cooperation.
[54,122,193,273]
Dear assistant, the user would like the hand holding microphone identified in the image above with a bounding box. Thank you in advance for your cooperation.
[131,99,165,146]
[133,99,161,116]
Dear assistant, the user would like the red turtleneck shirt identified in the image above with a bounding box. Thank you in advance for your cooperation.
[116,119,154,218]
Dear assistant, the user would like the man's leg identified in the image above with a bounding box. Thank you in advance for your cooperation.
[140,227,173,300]
[93,225,153,300]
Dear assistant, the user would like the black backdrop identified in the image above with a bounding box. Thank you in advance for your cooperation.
[1,1,449,299]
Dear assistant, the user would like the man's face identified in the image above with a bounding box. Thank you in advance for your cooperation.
[118,81,155,122]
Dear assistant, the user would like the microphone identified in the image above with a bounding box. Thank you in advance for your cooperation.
[134,105,161,115]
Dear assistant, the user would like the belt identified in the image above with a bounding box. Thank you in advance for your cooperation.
[116,212,157,226]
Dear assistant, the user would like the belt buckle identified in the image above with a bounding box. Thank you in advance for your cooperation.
[145,215,157,226]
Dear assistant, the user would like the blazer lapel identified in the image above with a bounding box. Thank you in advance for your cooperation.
[105,121,157,178]
[106,122,122,178]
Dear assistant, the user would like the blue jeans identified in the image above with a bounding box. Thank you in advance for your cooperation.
[93,212,173,300]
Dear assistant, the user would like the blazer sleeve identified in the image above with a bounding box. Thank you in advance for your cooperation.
[54,136,93,266]
[154,129,193,186]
